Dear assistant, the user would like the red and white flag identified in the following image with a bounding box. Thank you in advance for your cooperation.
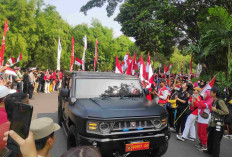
[94,39,98,71]
[146,54,153,101]
[5,63,9,67]
[164,64,167,74]
[75,57,82,66]
[125,58,133,75]
[17,53,22,62]
[139,55,146,82]
[8,58,15,66]
[131,53,137,75]
[5,67,17,76]
[0,19,9,66]
[70,37,75,71]
[166,62,172,75]
[121,60,125,72]
[115,56,123,74]
[137,58,141,68]
[122,52,132,71]
[200,76,216,97]
[146,54,151,80]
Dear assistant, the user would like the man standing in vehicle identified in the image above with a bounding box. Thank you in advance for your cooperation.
[153,78,169,109]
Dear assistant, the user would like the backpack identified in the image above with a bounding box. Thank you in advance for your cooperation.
[216,99,232,125]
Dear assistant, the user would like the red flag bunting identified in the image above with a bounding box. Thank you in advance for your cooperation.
[0,19,9,66]
[94,39,98,71]
[70,37,75,71]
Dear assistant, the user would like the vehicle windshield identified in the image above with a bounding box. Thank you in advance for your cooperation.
[75,79,143,98]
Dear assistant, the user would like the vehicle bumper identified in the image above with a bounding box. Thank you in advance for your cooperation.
[79,127,170,155]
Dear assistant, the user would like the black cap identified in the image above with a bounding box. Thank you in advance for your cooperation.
[210,86,221,95]
[159,78,166,83]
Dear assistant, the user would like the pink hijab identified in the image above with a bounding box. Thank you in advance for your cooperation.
[201,90,214,110]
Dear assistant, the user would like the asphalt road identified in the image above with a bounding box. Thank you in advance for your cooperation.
[30,92,232,157]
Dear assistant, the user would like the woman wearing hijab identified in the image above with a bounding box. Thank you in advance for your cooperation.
[195,91,214,151]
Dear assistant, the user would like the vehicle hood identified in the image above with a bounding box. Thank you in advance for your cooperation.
[74,98,166,119]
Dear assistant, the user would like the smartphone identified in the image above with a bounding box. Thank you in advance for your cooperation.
[7,103,33,153]
[0,147,10,157]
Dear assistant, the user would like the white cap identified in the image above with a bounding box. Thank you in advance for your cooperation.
[0,85,10,99]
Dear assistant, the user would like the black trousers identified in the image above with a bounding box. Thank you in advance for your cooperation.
[28,84,34,99]
[167,106,177,128]
[23,83,29,94]
[207,127,224,157]
[175,108,187,133]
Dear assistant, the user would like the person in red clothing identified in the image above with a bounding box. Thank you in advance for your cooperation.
[176,87,202,141]
[195,90,214,151]
[153,78,169,109]
[0,86,10,125]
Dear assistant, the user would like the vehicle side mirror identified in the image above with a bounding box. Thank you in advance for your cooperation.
[60,89,69,97]
[144,88,150,96]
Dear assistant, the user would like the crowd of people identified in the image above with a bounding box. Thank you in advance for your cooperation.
[146,74,232,157]
[0,65,232,157]
[0,66,63,99]
[0,80,101,157]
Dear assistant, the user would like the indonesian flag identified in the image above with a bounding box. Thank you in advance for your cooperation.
[8,58,15,66]
[190,54,193,74]
[146,54,153,101]
[94,39,98,71]
[131,53,137,75]
[70,37,75,71]
[75,57,82,66]
[164,64,167,74]
[200,76,216,97]
[5,63,9,67]
[146,54,151,80]
[139,54,146,81]
[137,58,141,68]
[17,53,22,62]
[5,67,17,76]
[196,63,202,78]
[0,19,9,66]
[166,62,172,75]
[82,35,87,70]
[121,60,125,72]
[123,52,132,71]
[115,56,123,74]
[125,58,133,75]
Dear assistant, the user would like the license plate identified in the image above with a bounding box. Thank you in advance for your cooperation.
[125,142,150,152]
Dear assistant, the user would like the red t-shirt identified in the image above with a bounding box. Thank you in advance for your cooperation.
[188,96,202,115]
[44,75,51,81]
[0,122,10,151]
[0,108,8,125]
[59,72,63,79]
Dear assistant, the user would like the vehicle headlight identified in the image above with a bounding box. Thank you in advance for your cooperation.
[87,122,98,132]
[151,119,162,129]
[99,122,111,133]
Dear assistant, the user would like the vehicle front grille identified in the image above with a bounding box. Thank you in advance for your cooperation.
[112,120,154,132]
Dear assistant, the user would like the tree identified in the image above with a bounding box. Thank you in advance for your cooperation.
[0,0,136,71]
[80,0,124,17]
[195,7,232,80]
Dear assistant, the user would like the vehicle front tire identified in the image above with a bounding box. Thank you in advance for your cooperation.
[67,125,81,150]
[150,138,168,157]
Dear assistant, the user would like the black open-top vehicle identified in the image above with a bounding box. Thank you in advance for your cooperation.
[58,71,170,157]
